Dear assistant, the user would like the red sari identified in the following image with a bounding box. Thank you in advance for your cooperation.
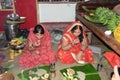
[104,52,120,68]
[19,24,56,68]
[57,21,94,64]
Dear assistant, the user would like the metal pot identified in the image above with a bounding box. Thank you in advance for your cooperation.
[4,22,19,41]
[6,13,20,21]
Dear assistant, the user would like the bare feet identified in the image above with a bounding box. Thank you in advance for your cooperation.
[71,53,86,64]
[77,60,86,64]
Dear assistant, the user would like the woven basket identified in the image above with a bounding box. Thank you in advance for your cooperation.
[0,72,14,80]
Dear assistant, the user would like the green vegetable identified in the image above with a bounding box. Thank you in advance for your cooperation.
[83,7,120,32]
[84,15,100,23]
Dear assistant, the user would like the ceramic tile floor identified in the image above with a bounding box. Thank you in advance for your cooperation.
[0,22,113,80]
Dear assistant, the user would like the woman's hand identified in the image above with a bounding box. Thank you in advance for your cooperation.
[62,44,72,50]
[61,37,72,50]
[81,38,88,50]
[73,39,80,45]
[34,40,40,47]
[28,41,35,50]
[28,45,34,50]
[76,51,84,61]
[111,65,120,80]
[34,51,40,55]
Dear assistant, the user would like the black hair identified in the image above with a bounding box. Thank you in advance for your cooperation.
[119,67,120,75]
[33,24,44,34]
[71,25,84,42]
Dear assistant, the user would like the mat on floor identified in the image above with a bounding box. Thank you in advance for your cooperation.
[60,63,101,80]
[17,65,50,80]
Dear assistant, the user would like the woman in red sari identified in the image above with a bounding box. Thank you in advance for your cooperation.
[19,24,56,68]
[104,51,120,68]
[57,21,94,64]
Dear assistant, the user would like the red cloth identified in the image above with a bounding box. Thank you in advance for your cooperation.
[57,21,94,64]
[19,24,56,68]
[104,52,120,68]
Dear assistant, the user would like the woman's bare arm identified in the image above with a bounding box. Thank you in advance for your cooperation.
[81,32,88,50]
[28,39,35,51]
[111,65,120,80]
[61,37,72,50]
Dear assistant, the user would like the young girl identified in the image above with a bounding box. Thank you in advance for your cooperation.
[19,24,56,68]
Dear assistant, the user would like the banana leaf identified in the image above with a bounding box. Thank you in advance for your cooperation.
[17,65,50,80]
[60,63,101,80]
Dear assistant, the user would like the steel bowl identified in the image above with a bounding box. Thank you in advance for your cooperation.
[6,13,20,21]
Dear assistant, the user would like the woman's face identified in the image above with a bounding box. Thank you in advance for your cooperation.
[73,27,81,37]
[35,31,44,40]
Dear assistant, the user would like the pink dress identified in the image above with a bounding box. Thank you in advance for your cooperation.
[19,24,56,68]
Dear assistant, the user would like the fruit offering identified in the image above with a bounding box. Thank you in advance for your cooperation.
[9,36,26,50]
[83,6,120,32]
[114,24,120,43]
[10,40,22,46]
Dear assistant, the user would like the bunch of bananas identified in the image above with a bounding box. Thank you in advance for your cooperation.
[83,6,120,32]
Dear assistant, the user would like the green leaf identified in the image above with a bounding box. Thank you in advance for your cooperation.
[60,64,101,80]
[84,15,99,23]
